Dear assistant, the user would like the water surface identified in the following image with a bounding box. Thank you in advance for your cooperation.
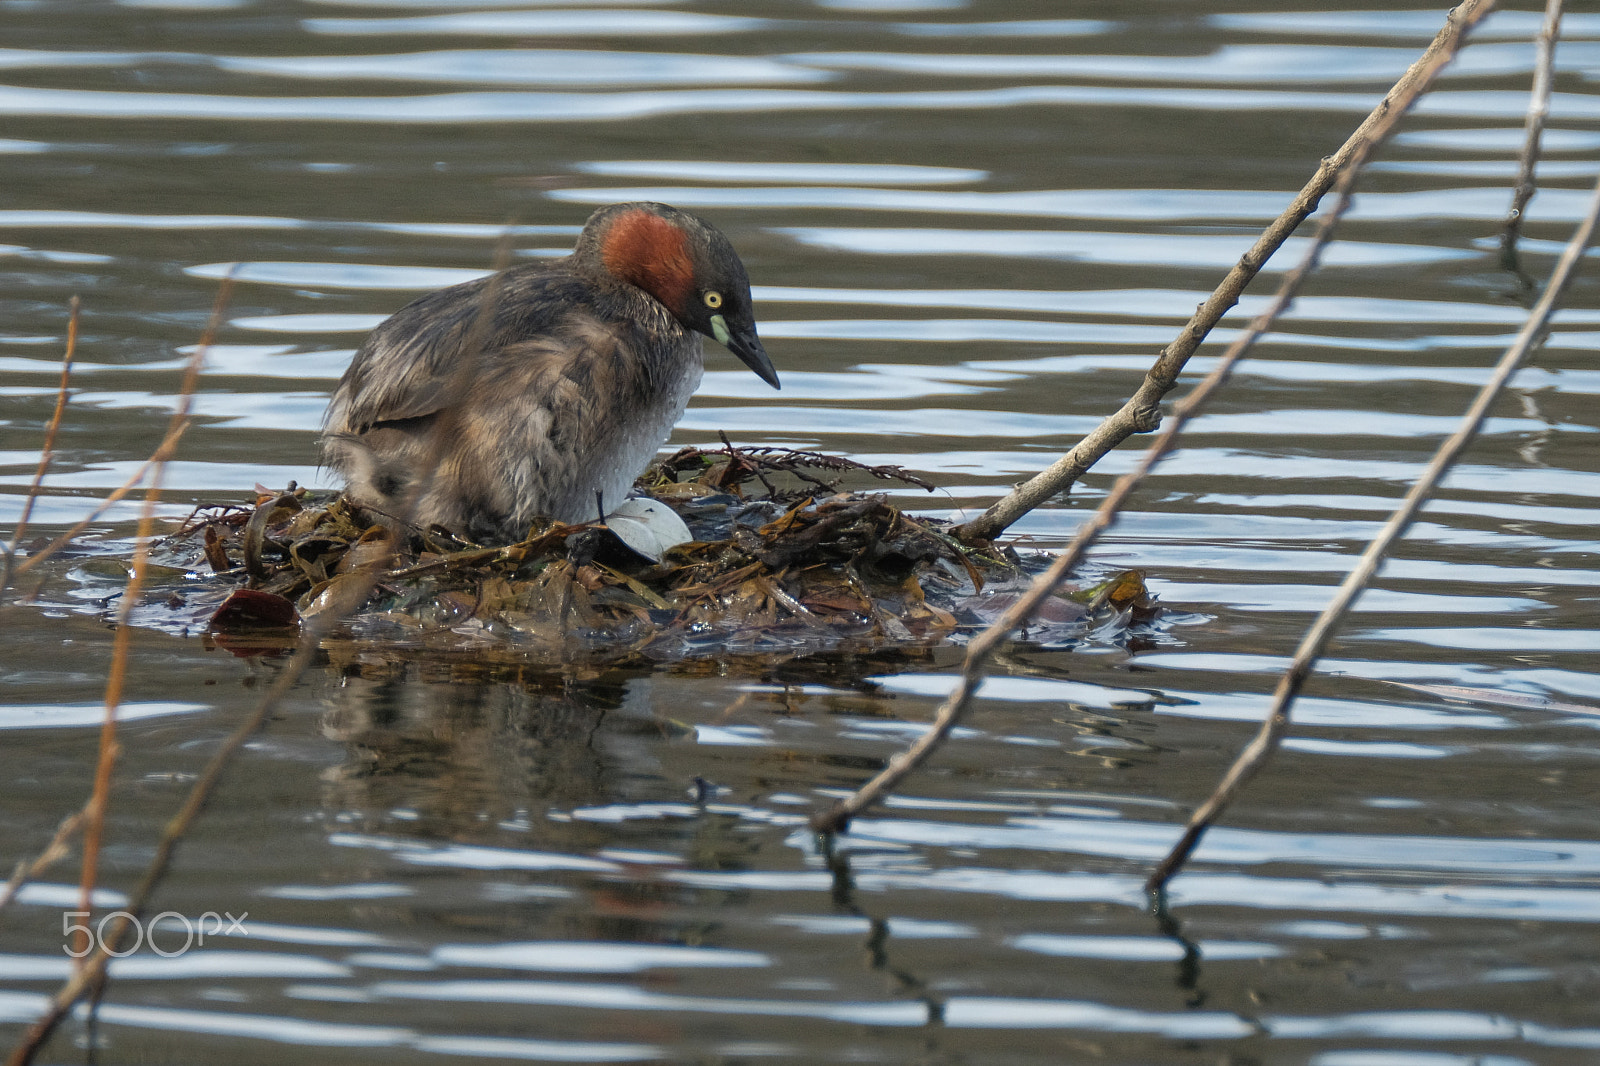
[3,1,1600,1063]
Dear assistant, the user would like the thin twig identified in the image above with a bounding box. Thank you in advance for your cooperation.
[1,297,80,595]
[74,278,233,964]
[1500,0,1564,278]
[811,0,1495,836]
[0,804,88,913]
[954,0,1498,545]
[14,444,181,579]
[812,165,1362,834]
[1147,165,1600,895]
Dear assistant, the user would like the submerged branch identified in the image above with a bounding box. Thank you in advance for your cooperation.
[954,0,1499,544]
[1147,165,1600,896]
[1500,0,1564,277]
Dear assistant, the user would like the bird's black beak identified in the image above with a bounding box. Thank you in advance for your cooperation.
[716,318,780,390]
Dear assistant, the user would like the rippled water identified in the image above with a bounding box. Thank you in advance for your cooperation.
[3,1,1600,1062]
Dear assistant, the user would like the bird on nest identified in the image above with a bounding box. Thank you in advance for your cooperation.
[321,201,780,544]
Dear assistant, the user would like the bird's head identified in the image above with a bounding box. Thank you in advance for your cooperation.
[583,202,780,390]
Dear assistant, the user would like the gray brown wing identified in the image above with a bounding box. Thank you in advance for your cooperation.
[327,265,601,434]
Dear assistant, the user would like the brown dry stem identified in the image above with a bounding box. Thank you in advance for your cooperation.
[8,226,518,1064]
[12,296,229,581]
[75,278,233,965]
[0,805,87,913]
[1,297,79,595]
[1146,164,1600,896]
[6,619,334,1066]
[812,0,1496,836]
[954,0,1499,545]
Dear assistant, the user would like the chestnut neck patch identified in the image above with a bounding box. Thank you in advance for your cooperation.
[599,209,695,317]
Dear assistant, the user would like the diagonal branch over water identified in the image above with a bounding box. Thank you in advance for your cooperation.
[1146,162,1600,895]
[11,297,222,581]
[75,278,232,963]
[954,0,1499,544]
[811,0,1498,836]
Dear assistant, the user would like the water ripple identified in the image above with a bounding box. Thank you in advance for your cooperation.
[8,84,1592,123]
[787,42,1576,84]
[221,48,829,87]
[302,10,769,36]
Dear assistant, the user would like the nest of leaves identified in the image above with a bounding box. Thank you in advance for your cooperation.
[152,442,1156,660]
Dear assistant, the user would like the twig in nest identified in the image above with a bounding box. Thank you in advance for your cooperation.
[718,430,779,496]
[742,446,934,492]
[656,439,933,498]
[170,502,254,539]
[711,437,935,495]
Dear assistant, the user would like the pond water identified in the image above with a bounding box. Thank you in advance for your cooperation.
[4,1,1600,1062]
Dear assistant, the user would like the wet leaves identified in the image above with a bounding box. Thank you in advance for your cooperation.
[208,587,297,630]
[147,449,1156,662]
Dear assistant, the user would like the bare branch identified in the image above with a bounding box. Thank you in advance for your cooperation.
[812,0,1496,836]
[1500,0,1564,274]
[955,0,1499,545]
[1147,165,1600,895]
[6,618,333,1066]
[11,294,232,576]
[0,805,87,913]
[813,146,1372,837]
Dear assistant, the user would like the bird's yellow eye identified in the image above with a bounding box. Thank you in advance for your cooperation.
[703,291,723,310]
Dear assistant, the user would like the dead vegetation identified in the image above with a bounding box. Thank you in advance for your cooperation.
[151,440,1154,663]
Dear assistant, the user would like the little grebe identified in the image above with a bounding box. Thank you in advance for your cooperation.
[321,201,779,543]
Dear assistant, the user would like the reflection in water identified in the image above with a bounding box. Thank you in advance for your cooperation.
[319,662,634,821]
[821,845,946,1029]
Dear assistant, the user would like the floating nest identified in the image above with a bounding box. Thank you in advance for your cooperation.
[142,441,1157,662]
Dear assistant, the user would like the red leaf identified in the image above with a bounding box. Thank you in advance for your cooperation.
[209,588,298,630]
